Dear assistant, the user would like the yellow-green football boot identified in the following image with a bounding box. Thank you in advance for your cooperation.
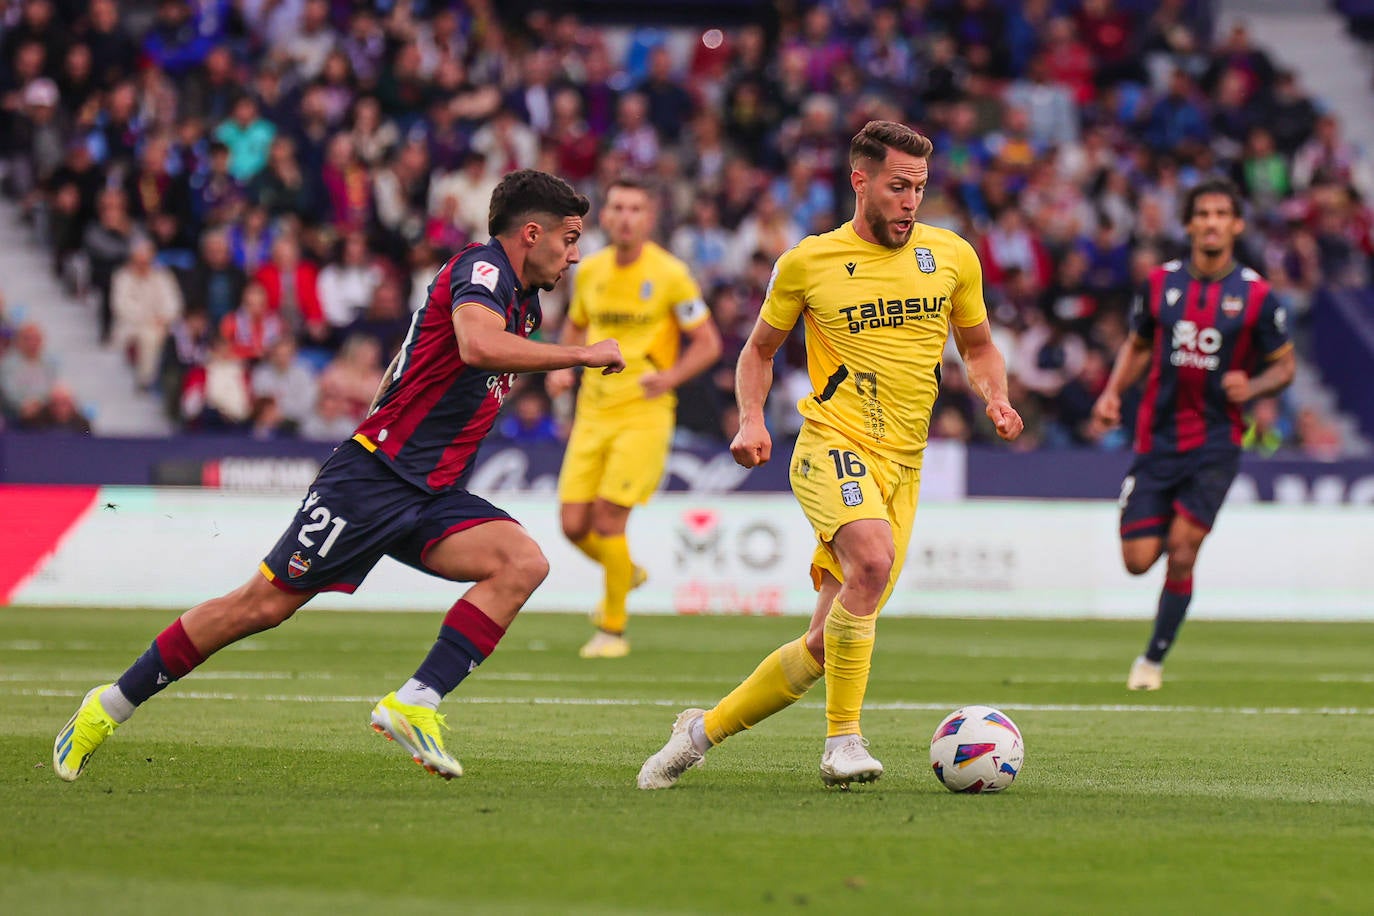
[54,685,120,781]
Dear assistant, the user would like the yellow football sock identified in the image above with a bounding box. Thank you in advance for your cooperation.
[572,533,606,563]
[823,599,877,738]
[703,636,823,745]
[598,534,633,635]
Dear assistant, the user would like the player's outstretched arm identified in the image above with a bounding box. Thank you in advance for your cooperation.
[953,319,1023,442]
[453,304,625,374]
[1092,333,1153,430]
[730,318,790,467]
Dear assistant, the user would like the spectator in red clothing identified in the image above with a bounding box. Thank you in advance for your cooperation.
[254,236,327,344]
[321,133,373,231]
[1043,17,1096,105]
[980,207,1053,292]
[1076,0,1140,85]
[219,281,287,362]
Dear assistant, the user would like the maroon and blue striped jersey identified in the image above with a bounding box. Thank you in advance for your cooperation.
[353,240,541,492]
[1130,260,1291,455]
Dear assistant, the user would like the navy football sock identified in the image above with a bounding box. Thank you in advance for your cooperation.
[115,618,205,705]
[412,599,507,697]
[1145,577,1193,663]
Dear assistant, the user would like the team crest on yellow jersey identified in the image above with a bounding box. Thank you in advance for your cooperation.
[915,247,937,273]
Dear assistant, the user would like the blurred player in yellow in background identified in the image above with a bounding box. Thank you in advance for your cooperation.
[547,178,721,659]
[638,121,1024,789]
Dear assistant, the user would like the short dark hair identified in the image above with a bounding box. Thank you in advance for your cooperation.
[1181,177,1244,222]
[849,120,934,171]
[487,169,590,237]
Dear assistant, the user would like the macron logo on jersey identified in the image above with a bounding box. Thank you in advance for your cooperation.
[471,261,500,292]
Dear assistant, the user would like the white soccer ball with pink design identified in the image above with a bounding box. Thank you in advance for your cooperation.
[929,705,1025,793]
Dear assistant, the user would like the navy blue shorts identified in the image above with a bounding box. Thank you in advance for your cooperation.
[260,440,514,594]
[1118,449,1240,540]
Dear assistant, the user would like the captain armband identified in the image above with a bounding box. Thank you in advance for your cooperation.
[674,298,710,326]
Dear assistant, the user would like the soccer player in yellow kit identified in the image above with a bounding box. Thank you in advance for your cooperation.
[638,121,1024,789]
[548,178,721,659]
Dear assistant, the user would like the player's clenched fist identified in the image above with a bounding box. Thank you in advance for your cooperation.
[1221,370,1252,403]
[730,418,772,468]
[1091,390,1121,431]
[985,398,1024,442]
[583,339,626,374]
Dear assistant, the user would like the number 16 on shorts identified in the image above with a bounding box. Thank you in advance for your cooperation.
[830,449,868,507]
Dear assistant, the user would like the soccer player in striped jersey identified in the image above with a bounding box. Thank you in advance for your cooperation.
[1093,178,1295,690]
[53,170,625,782]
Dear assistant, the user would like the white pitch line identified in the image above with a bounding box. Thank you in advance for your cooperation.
[5,687,1373,717]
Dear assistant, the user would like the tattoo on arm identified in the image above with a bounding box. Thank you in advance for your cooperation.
[367,351,402,416]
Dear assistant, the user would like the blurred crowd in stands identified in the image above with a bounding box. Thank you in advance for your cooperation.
[1,0,1370,457]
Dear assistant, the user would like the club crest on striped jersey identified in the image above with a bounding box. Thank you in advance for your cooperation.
[471,261,500,292]
[1221,294,1244,318]
[914,247,936,273]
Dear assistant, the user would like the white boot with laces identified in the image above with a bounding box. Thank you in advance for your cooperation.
[819,734,884,788]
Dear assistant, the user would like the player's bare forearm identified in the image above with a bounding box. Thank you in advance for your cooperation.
[961,340,1009,406]
[953,320,1009,404]
[664,320,723,389]
[1225,347,1296,402]
[953,319,1024,441]
[1105,335,1153,397]
[1250,348,1297,399]
[454,306,624,374]
[735,319,788,423]
[367,351,402,416]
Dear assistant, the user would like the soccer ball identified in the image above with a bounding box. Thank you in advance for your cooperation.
[929,705,1024,793]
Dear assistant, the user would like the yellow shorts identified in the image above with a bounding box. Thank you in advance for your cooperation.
[789,421,923,604]
[557,408,673,507]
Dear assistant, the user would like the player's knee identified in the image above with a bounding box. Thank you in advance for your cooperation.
[804,627,826,665]
[1165,545,1197,579]
[561,517,589,542]
[846,553,894,598]
[504,542,550,595]
[1165,536,1200,573]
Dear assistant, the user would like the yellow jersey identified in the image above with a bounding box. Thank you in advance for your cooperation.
[568,242,708,416]
[761,221,987,465]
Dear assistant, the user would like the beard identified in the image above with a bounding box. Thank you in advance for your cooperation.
[863,200,911,249]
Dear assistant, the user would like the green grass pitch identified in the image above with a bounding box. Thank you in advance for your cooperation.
[3,608,1372,914]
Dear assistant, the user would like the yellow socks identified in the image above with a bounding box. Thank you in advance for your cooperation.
[703,636,823,745]
[572,533,606,563]
[597,534,634,635]
[823,599,876,737]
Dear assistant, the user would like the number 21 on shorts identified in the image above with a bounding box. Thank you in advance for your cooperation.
[297,490,348,557]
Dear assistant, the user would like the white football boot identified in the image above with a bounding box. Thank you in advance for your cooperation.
[1127,656,1164,691]
[637,708,707,789]
[820,735,884,788]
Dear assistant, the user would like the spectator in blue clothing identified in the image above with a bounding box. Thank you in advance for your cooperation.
[142,0,218,78]
[214,95,276,181]
[1145,69,1210,152]
[498,387,560,445]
